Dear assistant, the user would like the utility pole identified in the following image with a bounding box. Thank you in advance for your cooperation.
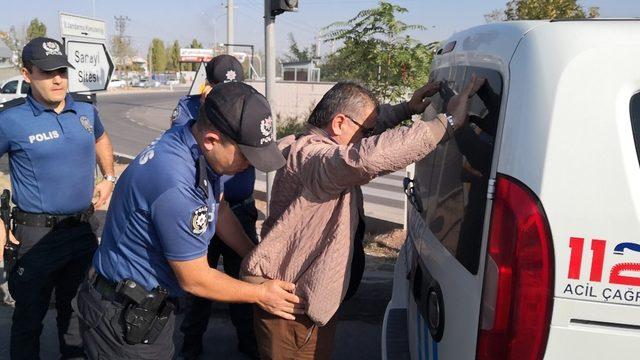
[264,0,298,211]
[113,16,131,78]
[264,0,276,210]
[227,0,234,54]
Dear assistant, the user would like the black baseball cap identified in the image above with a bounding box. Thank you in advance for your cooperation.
[206,54,244,84]
[21,37,75,71]
[201,82,285,172]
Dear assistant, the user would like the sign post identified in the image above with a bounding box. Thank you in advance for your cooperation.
[59,12,114,93]
[65,41,114,92]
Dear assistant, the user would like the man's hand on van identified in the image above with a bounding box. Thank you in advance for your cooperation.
[447,74,485,129]
[407,81,442,114]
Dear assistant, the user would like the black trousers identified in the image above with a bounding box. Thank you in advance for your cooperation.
[76,280,176,360]
[180,199,259,355]
[8,220,98,360]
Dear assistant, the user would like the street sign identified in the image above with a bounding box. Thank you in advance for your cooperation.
[188,62,208,96]
[66,41,114,92]
[180,48,214,63]
[59,12,106,40]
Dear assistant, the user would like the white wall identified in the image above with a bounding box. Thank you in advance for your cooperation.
[246,80,336,122]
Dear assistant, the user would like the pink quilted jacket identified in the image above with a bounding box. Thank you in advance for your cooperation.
[241,113,450,325]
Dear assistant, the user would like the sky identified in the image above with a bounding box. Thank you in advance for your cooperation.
[1,0,639,57]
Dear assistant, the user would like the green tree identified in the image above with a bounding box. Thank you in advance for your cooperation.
[1,25,27,67]
[26,18,46,42]
[487,0,599,22]
[148,38,167,73]
[283,33,316,62]
[322,1,437,102]
[166,40,180,72]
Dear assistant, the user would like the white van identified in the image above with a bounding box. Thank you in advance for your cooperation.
[0,75,29,103]
[382,19,640,360]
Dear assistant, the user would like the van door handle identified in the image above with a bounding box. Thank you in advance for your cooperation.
[403,177,424,213]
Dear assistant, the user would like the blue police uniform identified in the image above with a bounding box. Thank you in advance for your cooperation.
[0,93,104,213]
[78,122,222,359]
[0,92,104,359]
[171,94,259,359]
[92,122,222,296]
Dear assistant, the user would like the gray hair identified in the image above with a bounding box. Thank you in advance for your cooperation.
[307,82,379,128]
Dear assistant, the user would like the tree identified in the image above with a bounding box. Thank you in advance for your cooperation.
[1,25,28,67]
[283,33,316,62]
[486,0,599,22]
[26,18,46,42]
[166,40,180,72]
[322,1,437,102]
[148,38,167,73]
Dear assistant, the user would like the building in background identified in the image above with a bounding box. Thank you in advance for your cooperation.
[282,60,321,82]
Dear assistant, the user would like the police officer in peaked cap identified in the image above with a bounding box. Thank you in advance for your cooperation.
[171,54,261,359]
[0,37,116,359]
[78,82,303,359]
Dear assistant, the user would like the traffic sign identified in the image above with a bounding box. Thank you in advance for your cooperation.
[66,41,114,92]
[180,48,214,63]
[59,12,106,40]
[188,62,208,96]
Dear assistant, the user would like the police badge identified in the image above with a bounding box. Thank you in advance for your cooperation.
[170,107,179,122]
[191,205,209,235]
[79,116,94,134]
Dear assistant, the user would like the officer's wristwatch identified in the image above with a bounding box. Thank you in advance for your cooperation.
[103,175,117,184]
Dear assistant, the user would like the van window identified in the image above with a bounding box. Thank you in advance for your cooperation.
[20,81,29,94]
[1,80,18,94]
[631,93,640,168]
[413,66,503,274]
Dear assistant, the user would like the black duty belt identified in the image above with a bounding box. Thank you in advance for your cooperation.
[88,269,178,308]
[89,270,124,303]
[13,206,93,228]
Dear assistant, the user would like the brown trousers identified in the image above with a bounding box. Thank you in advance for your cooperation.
[253,307,338,360]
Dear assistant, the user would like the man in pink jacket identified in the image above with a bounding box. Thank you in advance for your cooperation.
[241,76,482,359]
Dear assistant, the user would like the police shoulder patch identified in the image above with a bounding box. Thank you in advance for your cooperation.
[71,93,96,104]
[191,205,209,235]
[170,107,179,122]
[0,98,26,113]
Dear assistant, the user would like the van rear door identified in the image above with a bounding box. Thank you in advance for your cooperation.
[406,65,503,359]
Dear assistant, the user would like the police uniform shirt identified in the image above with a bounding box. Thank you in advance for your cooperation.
[0,93,105,214]
[93,122,222,296]
[171,95,255,204]
[170,94,200,127]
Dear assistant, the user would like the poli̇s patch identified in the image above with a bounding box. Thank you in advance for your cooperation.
[191,205,209,235]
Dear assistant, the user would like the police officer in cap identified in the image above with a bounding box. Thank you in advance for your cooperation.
[78,81,303,359]
[0,37,116,359]
[171,54,261,359]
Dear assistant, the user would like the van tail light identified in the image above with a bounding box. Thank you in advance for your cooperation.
[476,174,554,360]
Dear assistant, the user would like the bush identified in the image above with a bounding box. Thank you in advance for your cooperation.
[276,114,307,138]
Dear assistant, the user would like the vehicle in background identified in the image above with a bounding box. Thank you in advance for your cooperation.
[132,78,161,88]
[382,19,640,360]
[0,75,29,103]
[107,78,126,89]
